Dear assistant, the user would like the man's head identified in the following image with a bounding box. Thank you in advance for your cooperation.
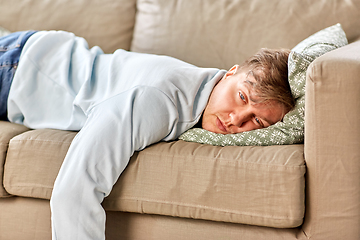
[202,48,295,134]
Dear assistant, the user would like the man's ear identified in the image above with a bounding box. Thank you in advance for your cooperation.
[225,65,239,77]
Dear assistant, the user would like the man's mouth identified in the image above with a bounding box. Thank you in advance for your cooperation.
[216,117,227,133]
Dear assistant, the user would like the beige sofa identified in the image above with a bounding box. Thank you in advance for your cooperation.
[1,0,360,239]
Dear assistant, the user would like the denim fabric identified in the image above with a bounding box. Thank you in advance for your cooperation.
[0,30,36,120]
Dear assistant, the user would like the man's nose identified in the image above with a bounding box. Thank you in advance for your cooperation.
[229,109,251,127]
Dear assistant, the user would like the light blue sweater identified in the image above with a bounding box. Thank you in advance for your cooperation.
[8,30,226,239]
[8,31,225,138]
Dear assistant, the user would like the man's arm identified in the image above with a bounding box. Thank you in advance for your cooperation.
[50,86,178,240]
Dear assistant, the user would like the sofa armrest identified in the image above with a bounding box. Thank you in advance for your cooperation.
[303,41,360,240]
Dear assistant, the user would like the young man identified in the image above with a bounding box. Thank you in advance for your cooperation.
[0,30,294,239]
[201,49,294,134]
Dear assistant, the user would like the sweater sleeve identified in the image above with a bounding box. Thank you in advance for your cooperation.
[51,86,179,239]
[62,85,178,191]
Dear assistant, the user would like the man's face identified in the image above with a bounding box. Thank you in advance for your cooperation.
[202,65,286,134]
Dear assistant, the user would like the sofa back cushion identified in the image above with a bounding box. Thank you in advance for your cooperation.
[0,0,137,53]
[131,0,360,69]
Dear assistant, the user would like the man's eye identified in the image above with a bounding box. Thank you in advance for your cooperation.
[255,117,262,127]
[239,92,246,102]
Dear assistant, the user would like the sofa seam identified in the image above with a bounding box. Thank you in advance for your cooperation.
[9,139,73,145]
[303,61,318,239]
[108,196,303,221]
[3,185,52,200]
[139,151,306,170]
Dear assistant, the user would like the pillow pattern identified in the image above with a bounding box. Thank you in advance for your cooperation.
[179,23,348,146]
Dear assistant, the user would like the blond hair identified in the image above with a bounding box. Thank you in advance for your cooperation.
[238,48,295,113]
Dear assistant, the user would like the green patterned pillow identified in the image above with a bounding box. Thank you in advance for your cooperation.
[179,23,348,146]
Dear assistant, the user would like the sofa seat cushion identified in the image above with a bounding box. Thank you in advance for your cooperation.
[3,127,305,228]
[0,121,29,197]
[4,129,76,199]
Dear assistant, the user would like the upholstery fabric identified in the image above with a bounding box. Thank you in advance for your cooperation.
[3,129,76,199]
[0,197,51,240]
[131,0,360,69]
[303,40,360,239]
[0,0,137,53]
[4,129,305,228]
[105,141,306,228]
[0,121,28,197]
[0,197,300,240]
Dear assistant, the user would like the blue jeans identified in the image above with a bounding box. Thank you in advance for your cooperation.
[0,30,36,120]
